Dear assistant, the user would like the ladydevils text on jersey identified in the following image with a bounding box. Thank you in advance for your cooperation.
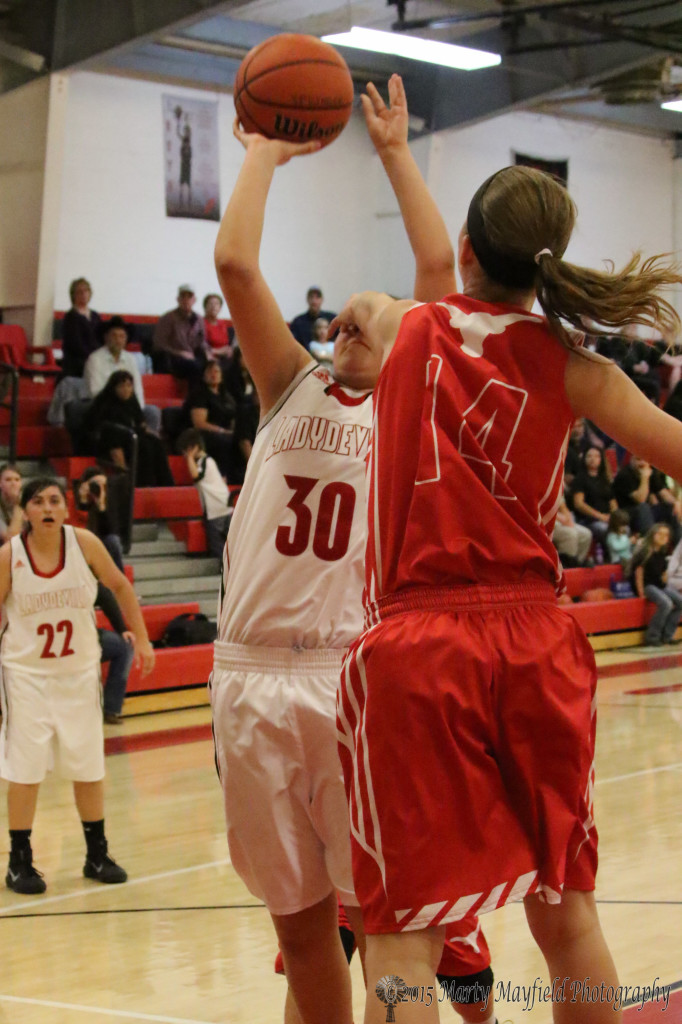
[365,295,574,619]
[217,364,372,649]
[1,525,100,674]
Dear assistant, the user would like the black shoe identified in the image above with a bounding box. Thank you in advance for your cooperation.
[84,851,127,884]
[103,711,123,725]
[6,849,46,894]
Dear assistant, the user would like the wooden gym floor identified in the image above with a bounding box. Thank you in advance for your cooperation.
[0,646,680,1023]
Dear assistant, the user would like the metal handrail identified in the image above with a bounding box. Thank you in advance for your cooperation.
[0,361,20,463]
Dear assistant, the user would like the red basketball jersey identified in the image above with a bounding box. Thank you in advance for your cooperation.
[365,295,574,618]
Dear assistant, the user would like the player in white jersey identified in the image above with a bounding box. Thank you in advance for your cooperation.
[0,478,155,895]
[211,77,469,1024]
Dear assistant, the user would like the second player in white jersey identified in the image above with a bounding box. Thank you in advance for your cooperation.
[1,524,100,673]
[217,363,371,650]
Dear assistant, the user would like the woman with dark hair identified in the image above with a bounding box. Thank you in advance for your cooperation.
[0,477,154,893]
[332,161,682,1022]
[61,278,102,378]
[84,370,173,488]
[571,446,617,544]
[202,293,233,361]
[631,522,682,645]
[183,360,239,481]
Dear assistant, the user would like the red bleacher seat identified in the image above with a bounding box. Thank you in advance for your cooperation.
[96,601,200,643]
[141,375,187,403]
[0,325,60,375]
[133,486,202,520]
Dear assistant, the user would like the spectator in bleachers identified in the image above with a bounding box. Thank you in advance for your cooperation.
[202,293,234,362]
[289,286,337,351]
[152,284,211,380]
[605,509,633,568]
[183,359,238,481]
[663,379,682,423]
[631,523,682,646]
[564,418,589,487]
[552,488,592,568]
[571,447,617,545]
[0,463,23,542]
[177,428,232,558]
[84,316,161,433]
[613,455,681,539]
[665,534,682,593]
[233,379,260,479]
[83,370,174,488]
[620,324,662,404]
[223,344,255,405]
[76,466,127,571]
[96,583,135,725]
[61,277,102,378]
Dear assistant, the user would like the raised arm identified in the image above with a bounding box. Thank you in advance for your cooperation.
[214,126,320,413]
[364,75,455,302]
[566,351,682,483]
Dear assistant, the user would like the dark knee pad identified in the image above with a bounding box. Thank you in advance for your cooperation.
[436,965,494,1005]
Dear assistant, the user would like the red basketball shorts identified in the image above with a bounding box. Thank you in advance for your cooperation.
[337,582,598,934]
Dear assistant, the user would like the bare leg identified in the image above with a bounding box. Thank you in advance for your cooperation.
[284,987,304,1024]
[73,779,105,821]
[525,890,622,1023]
[344,903,367,981]
[7,782,40,829]
[364,927,445,1024]
[272,890,354,1024]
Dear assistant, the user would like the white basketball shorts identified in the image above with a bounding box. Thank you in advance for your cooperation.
[0,665,105,784]
[211,642,357,917]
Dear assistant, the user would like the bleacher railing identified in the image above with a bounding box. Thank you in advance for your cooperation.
[0,362,19,463]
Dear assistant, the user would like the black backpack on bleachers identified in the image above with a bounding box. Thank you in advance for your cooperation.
[157,612,217,648]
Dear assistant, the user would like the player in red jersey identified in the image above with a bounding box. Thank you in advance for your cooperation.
[214,76,498,1024]
[332,166,682,1022]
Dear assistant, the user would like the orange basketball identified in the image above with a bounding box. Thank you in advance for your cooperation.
[234,34,354,149]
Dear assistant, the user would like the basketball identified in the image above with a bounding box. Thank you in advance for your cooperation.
[234,34,354,149]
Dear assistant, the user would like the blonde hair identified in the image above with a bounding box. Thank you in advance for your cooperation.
[478,166,682,345]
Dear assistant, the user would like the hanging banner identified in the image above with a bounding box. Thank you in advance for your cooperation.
[514,151,568,187]
[163,94,220,220]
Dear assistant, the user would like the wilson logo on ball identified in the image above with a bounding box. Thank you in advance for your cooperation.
[234,33,354,150]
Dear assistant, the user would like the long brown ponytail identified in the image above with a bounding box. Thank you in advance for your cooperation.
[474,165,682,345]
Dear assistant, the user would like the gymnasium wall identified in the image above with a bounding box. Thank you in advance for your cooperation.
[0,77,49,309]
[53,71,675,330]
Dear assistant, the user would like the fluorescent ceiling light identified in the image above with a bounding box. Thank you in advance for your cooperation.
[322,26,500,71]
[662,99,682,112]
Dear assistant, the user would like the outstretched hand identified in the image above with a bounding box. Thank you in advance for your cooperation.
[233,118,322,165]
[362,74,409,153]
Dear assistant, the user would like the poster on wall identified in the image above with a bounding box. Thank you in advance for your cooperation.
[514,151,568,187]
[163,94,220,221]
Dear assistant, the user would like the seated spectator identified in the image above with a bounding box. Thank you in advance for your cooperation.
[552,489,592,568]
[83,370,174,488]
[663,379,682,423]
[233,381,260,481]
[571,447,617,545]
[152,284,211,380]
[177,428,232,558]
[223,344,256,405]
[96,583,135,725]
[76,466,129,570]
[613,455,681,539]
[631,523,682,646]
[666,534,682,592]
[183,360,238,481]
[84,316,161,433]
[61,277,102,377]
[564,418,589,488]
[202,293,233,361]
[0,463,24,543]
[620,325,662,404]
[289,286,336,351]
[605,509,633,568]
[309,317,334,370]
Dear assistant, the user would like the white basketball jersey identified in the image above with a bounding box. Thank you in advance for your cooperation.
[1,525,100,674]
[217,363,372,649]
